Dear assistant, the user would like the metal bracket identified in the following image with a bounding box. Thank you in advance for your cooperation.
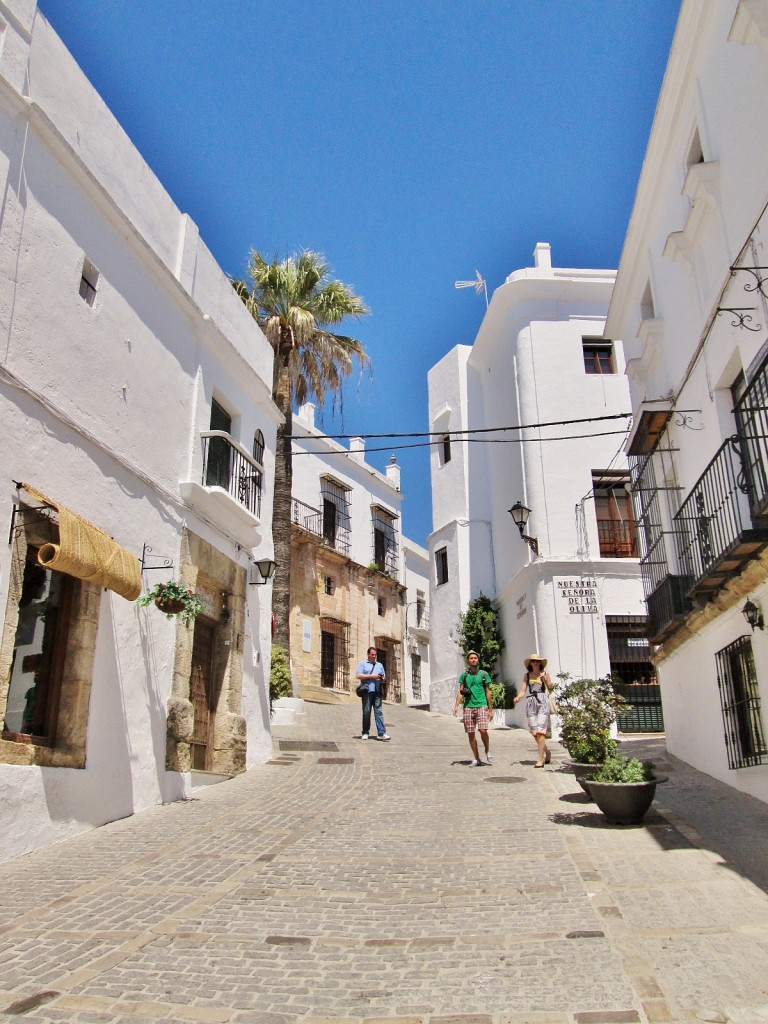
[716,307,761,332]
[140,544,174,574]
[730,265,768,300]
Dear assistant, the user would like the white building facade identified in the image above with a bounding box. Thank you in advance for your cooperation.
[606,0,768,800]
[403,538,431,707]
[428,245,652,723]
[0,1,279,860]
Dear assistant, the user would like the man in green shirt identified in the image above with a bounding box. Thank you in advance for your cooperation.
[452,650,493,766]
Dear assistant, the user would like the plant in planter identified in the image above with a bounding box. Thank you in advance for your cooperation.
[269,645,293,702]
[586,754,666,825]
[137,580,204,625]
[555,675,630,794]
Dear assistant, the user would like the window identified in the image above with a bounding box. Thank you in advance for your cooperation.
[715,636,767,769]
[3,549,73,742]
[435,546,448,585]
[1,513,101,768]
[440,434,452,465]
[371,505,398,576]
[320,478,351,555]
[593,471,637,557]
[320,617,350,690]
[79,257,99,306]
[252,430,265,466]
[324,576,334,596]
[206,399,232,489]
[411,652,422,702]
[583,338,615,375]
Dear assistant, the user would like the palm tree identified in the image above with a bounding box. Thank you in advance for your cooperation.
[235,250,370,658]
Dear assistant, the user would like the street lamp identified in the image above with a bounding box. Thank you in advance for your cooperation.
[742,598,764,631]
[249,558,276,585]
[508,502,539,556]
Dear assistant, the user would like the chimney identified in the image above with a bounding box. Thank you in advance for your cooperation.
[349,436,365,461]
[385,453,400,491]
[533,242,553,273]
[297,402,315,429]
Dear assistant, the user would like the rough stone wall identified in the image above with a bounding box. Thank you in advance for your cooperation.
[290,530,406,698]
[165,528,247,775]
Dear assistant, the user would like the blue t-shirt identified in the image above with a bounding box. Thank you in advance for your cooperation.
[356,659,385,693]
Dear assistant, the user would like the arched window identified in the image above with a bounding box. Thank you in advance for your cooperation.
[253,430,265,466]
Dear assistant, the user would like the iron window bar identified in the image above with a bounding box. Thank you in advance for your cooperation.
[201,430,263,518]
[715,635,767,769]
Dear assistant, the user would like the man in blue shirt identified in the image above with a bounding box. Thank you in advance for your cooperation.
[355,645,390,741]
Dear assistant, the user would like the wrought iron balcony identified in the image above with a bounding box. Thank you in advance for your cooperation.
[674,436,768,600]
[290,498,350,557]
[734,357,768,522]
[202,431,262,517]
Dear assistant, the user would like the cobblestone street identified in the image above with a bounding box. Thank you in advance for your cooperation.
[2,701,768,1024]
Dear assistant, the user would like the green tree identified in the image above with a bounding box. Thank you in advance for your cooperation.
[235,251,370,655]
[456,593,504,680]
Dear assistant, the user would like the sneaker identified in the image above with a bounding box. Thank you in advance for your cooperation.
[470,759,480,767]
[361,734,368,740]
[485,751,493,764]
[379,734,391,741]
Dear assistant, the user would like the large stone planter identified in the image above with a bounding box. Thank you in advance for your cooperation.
[565,760,603,797]
[587,777,667,825]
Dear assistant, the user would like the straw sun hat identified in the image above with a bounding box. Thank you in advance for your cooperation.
[524,653,547,670]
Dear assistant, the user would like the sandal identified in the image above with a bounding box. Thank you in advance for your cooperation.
[534,761,545,768]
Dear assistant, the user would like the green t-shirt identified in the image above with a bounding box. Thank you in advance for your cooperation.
[459,669,491,708]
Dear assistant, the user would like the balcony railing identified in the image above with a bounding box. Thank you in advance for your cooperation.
[734,354,768,521]
[202,431,262,517]
[597,519,637,558]
[674,436,768,599]
[290,498,350,556]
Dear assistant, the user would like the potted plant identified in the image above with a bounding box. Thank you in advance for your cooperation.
[555,675,630,794]
[137,580,204,625]
[489,680,517,727]
[585,754,667,825]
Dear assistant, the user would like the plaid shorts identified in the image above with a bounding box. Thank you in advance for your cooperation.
[463,706,491,733]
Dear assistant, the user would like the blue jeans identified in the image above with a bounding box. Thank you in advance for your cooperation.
[361,690,386,737]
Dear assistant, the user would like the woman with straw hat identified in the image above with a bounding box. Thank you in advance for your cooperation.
[513,654,553,767]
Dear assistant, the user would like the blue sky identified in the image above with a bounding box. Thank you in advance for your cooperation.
[39,0,681,548]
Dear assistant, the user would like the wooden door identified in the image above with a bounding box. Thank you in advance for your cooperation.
[190,619,216,770]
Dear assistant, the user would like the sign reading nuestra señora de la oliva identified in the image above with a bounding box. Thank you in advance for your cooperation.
[554,577,599,615]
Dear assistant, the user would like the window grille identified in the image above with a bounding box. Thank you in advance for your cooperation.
[715,635,767,769]
[435,546,448,585]
[320,477,351,556]
[375,638,402,703]
[605,615,662,733]
[319,617,350,690]
[371,506,398,576]
[411,652,422,701]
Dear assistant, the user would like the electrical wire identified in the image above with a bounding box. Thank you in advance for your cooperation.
[288,411,632,442]
[293,428,632,456]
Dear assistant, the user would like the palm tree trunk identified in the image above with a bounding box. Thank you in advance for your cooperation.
[271,343,293,655]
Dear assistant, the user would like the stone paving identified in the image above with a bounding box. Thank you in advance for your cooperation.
[1,701,768,1024]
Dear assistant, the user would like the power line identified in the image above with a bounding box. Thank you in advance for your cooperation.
[293,428,633,456]
[288,411,632,442]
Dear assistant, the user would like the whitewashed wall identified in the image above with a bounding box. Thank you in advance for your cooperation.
[0,0,278,860]
[403,538,431,706]
[429,245,646,719]
[606,0,768,801]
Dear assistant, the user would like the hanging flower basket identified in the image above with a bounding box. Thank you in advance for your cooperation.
[137,580,204,625]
